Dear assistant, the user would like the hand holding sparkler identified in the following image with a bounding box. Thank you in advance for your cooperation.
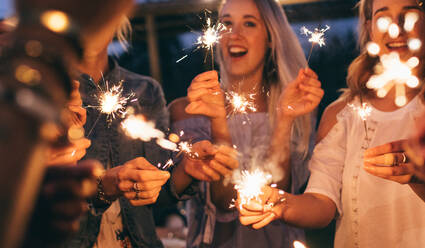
[363,140,418,184]
[237,185,286,229]
[278,68,324,119]
[182,140,238,182]
[100,157,170,206]
[185,71,226,119]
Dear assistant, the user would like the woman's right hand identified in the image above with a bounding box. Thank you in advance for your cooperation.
[185,71,226,119]
[183,140,238,181]
[237,186,286,229]
[101,157,170,206]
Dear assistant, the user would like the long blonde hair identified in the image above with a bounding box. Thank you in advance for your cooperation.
[217,0,312,155]
[346,0,425,101]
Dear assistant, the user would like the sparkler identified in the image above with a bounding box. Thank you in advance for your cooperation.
[366,52,420,107]
[87,79,136,123]
[176,10,227,70]
[366,11,422,107]
[232,169,273,209]
[121,115,198,160]
[225,90,257,117]
[196,15,227,70]
[300,25,330,63]
[293,241,307,248]
[348,102,372,121]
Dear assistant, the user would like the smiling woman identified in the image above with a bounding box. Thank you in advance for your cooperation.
[168,0,324,247]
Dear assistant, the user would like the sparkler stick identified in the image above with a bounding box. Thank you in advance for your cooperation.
[300,25,330,63]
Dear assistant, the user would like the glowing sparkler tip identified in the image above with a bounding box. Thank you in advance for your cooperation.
[367,42,380,56]
[388,23,400,38]
[300,25,330,47]
[293,241,307,248]
[226,91,257,116]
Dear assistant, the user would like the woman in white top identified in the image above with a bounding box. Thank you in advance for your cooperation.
[237,0,425,247]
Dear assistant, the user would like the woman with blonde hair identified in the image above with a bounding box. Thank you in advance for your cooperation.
[169,0,323,246]
[238,0,425,247]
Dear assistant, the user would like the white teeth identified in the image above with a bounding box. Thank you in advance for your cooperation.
[229,47,247,53]
[387,42,406,48]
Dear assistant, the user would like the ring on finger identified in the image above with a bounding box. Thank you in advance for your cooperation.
[402,153,407,164]
[133,182,141,191]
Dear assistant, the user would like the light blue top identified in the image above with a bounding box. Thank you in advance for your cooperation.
[172,113,312,248]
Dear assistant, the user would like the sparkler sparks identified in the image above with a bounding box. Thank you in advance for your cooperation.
[121,115,198,160]
[348,102,372,121]
[300,25,330,63]
[87,80,136,123]
[233,169,272,209]
[366,52,420,106]
[176,11,227,69]
[225,91,257,116]
[301,25,330,48]
[366,11,422,107]
[293,241,307,248]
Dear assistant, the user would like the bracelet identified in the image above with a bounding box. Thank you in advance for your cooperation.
[96,176,113,205]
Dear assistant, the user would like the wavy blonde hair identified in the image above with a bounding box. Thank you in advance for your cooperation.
[217,0,312,155]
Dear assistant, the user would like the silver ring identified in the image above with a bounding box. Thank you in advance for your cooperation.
[402,153,407,164]
[133,182,140,191]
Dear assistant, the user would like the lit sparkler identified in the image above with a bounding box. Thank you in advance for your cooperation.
[366,11,422,107]
[301,25,330,63]
[293,241,307,248]
[157,159,174,170]
[348,102,372,121]
[225,91,257,116]
[232,169,272,209]
[121,116,198,160]
[196,15,227,70]
[87,79,136,123]
[366,52,420,107]
[176,11,227,70]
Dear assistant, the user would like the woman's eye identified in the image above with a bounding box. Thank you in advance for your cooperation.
[244,21,256,27]
[222,21,232,27]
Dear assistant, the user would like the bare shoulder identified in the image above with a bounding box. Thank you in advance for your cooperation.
[316,98,348,144]
[168,97,192,123]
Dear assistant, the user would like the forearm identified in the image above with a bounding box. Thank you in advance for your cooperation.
[211,179,236,212]
[211,117,232,145]
[282,192,336,228]
[269,116,295,191]
[409,183,425,202]
[171,158,194,195]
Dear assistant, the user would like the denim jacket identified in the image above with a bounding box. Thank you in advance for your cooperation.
[64,59,178,248]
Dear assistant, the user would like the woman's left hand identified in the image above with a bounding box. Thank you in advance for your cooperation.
[278,68,324,119]
[237,186,286,229]
[364,140,418,184]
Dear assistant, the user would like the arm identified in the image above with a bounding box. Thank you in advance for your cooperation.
[268,68,324,191]
[238,98,349,229]
[238,188,336,229]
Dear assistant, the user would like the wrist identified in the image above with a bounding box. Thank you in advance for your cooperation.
[95,175,116,205]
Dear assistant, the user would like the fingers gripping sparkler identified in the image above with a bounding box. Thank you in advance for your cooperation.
[121,115,199,169]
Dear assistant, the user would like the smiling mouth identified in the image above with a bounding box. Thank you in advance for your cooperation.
[386,41,408,50]
[229,47,248,57]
